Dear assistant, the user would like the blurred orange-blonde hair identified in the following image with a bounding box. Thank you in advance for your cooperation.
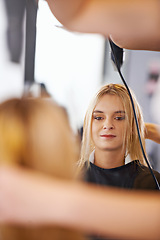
[0,97,83,240]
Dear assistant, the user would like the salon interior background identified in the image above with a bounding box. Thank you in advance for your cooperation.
[1,0,160,171]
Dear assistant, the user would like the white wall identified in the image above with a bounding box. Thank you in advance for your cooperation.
[35,0,105,130]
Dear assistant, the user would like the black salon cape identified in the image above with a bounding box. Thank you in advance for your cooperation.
[84,160,160,240]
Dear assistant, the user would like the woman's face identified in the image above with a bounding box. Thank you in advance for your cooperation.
[91,94,127,153]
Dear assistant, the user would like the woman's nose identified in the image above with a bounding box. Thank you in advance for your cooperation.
[103,125,114,130]
[103,119,114,130]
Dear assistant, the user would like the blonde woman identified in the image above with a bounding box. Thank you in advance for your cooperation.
[0,97,83,240]
[79,84,160,190]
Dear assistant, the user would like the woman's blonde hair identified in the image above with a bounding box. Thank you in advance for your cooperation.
[0,97,83,240]
[78,83,147,169]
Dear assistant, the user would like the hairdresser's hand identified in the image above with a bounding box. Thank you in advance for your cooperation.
[46,0,160,51]
[0,165,81,226]
[145,123,160,144]
[0,165,59,224]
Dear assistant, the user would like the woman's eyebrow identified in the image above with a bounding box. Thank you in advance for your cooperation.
[114,111,125,114]
[93,110,103,114]
[93,110,125,114]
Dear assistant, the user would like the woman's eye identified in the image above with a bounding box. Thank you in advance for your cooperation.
[94,116,103,120]
[115,116,125,120]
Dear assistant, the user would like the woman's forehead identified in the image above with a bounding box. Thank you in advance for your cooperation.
[94,94,124,111]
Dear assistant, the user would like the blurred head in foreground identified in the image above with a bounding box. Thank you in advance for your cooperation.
[0,97,82,240]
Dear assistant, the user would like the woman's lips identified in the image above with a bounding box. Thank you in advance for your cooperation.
[100,134,116,139]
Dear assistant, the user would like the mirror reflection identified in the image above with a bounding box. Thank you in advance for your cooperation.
[1,0,160,173]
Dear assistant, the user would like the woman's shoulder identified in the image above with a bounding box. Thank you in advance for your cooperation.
[134,160,160,190]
